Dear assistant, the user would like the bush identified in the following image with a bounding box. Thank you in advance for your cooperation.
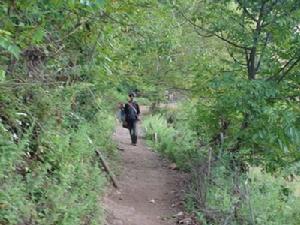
[142,110,198,170]
[242,168,300,225]
[143,104,300,225]
[0,85,117,225]
[136,97,151,106]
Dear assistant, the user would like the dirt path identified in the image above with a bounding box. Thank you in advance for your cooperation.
[104,117,186,225]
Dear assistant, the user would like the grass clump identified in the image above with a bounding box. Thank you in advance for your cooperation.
[143,113,198,170]
[0,85,117,225]
[142,103,300,225]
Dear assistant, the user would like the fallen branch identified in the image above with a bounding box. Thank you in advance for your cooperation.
[95,150,119,189]
[117,146,125,151]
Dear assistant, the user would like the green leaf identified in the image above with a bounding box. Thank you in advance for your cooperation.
[0,37,21,58]
[0,70,5,82]
[67,0,76,8]
[32,28,45,44]
[95,0,105,7]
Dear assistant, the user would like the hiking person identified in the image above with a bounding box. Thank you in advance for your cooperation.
[124,93,140,145]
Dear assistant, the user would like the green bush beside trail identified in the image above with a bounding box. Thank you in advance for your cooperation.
[143,104,300,225]
[0,85,117,225]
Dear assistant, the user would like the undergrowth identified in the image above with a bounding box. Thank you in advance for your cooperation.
[142,103,300,225]
[0,84,118,225]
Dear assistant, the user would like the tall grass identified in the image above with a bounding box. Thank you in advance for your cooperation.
[142,104,300,225]
[143,113,198,170]
[0,85,117,225]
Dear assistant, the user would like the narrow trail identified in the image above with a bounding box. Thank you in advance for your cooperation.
[104,112,186,225]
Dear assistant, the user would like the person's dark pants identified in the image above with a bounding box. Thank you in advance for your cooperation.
[128,120,138,144]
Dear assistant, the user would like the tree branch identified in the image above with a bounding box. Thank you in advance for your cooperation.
[227,48,248,66]
[262,0,300,28]
[236,0,258,22]
[178,10,250,50]
[276,56,300,83]
[247,1,267,80]
[255,32,271,73]
[267,53,300,82]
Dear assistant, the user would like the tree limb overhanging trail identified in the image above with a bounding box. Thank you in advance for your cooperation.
[103,116,187,225]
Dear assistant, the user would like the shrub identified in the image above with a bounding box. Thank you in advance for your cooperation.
[142,110,198,170]
[143,104,300,225]
[0,85,117,225]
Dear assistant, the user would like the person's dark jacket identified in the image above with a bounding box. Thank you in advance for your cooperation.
[124,101,140,122]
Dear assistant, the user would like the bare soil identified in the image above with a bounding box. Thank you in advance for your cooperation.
[104,117,186,225]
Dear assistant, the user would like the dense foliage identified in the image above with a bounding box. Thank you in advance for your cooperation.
[142,0,300,224]
[143,105,300,225]
[1,0,300,224]
[180,0,300,172]
[1,84,117,224]
[0,1,137,224]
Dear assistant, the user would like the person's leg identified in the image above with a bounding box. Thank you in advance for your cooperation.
[128,121,135,144]
[132,120,138,144]
[130,129,135,144]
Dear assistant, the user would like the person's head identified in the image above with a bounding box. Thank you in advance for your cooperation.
[118,102,124,109]
[128,93,135,102]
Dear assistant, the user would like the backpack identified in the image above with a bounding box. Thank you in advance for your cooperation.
[116,107,127,128]
[119,109,129,128]
[126,102,138,120]
[119,109,126,122]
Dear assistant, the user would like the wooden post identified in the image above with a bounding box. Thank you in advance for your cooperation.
[207,147,212,180]
[154,132,158,144]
